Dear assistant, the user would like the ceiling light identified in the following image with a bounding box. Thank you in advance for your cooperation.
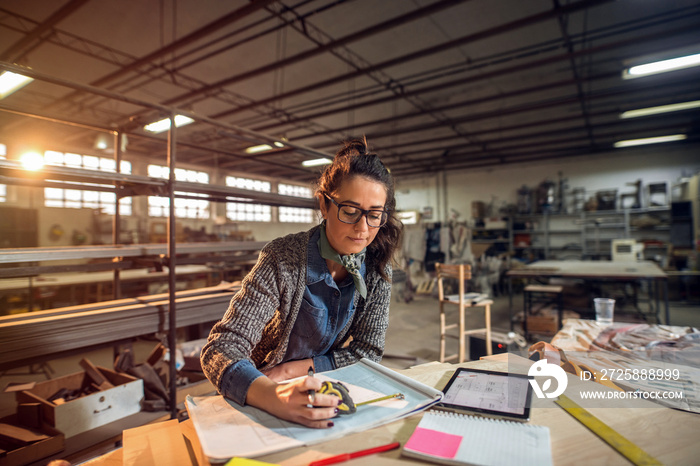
[143,115,195,133]
[623,52,700,79]
[620,100,700,119]
[302,158,333,167]
[245,141,285,154]
[613,134,687,148]
[0,71,34,99]
[20,151,44,170]
[94,134,111,150]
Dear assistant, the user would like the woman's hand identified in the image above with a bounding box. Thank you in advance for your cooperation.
[262,358,314,382]
[246,372,341,428]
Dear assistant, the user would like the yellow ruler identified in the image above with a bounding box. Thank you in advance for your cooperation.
[555,395,662,466]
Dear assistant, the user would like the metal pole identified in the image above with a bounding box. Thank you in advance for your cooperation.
[167,115,178,419]
[113,131,122,300]
[508,276,514,331]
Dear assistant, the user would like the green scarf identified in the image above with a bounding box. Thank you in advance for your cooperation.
[318,223,367,298]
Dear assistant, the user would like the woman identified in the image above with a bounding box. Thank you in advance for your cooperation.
[201,138,402,428]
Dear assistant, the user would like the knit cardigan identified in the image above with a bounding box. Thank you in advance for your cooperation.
[200,224,392,395]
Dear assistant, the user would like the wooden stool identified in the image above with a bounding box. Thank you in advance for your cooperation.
[523,284,563,340]
[436,263,493,363]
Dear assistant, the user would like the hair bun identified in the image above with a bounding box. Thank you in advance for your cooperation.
[340,137,371,157]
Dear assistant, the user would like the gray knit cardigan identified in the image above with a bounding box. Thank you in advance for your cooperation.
[200,224,392,395]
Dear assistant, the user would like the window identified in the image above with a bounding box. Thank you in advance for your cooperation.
[0,144,6,202]
[278,183,314,223]
[147,165,210,219]
[43,151,132,215]
[225,176,271,222]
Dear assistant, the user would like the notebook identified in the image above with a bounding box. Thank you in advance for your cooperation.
[402,410,552,466]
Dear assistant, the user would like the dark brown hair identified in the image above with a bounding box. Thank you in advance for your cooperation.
[315,137,403,281]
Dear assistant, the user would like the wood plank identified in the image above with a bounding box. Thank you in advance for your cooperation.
[80,359,114,390]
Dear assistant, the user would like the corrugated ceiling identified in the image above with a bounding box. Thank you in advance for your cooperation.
[0,0,698,182]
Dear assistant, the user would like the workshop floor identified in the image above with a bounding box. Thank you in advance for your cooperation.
[2,290,699,419]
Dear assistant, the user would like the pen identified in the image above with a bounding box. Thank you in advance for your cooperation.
[308,442,401,466]
[307,366,315,404]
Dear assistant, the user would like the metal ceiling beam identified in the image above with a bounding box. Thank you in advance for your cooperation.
[253,24,698,138]
[551,0,596,146]
[211,0,615,121]
[0,0,90,62]
[161,0,473,107]
[0,61,332,167]
[38,0,277,114]
[392,135,700,176]
[301,70,700,143]
[396,117,695,170]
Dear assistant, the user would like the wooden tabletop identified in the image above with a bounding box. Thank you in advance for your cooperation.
[83,354,700,465]
[507,260,668,280]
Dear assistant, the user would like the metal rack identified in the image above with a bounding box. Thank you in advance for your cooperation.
[510,207,671,261]
[0,62,330,418]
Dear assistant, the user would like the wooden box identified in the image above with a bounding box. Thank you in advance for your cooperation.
[15,367,143,438]
[0,415,64,466]
[527,312,559,335]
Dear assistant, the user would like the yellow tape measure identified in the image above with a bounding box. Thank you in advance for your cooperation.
[555,395,662,466]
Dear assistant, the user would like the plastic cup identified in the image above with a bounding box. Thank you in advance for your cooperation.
[594,298,615,326]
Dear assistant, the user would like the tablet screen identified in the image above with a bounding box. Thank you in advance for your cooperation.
[437,368,533,421]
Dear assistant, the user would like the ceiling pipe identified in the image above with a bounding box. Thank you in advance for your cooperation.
[252,25,698,136]
[209,0,616,121]
[288,69,700,148]
[160,0,474,107]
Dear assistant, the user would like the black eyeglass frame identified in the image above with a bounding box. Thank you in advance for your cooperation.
[324,194,389,228]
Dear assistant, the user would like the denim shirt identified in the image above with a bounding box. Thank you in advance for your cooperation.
[220,228,363,404]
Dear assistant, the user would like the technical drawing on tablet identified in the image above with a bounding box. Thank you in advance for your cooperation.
[438,367,533,421]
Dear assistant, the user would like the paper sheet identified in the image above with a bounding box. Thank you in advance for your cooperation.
[186,358,442,462]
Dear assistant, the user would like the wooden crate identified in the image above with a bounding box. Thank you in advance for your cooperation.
[15,367,143,438]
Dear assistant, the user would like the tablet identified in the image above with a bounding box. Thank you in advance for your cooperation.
[436,367,533,422]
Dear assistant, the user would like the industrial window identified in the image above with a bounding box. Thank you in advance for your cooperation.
[0,144,6,202]
[147,165,210,219]
[225,176,271,222]
[43,150,132,215]
[278,183,314,223]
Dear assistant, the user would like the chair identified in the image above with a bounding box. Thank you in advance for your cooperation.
[435,263,493,363]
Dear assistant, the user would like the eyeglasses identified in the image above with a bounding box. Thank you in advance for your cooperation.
[324,194,388,228]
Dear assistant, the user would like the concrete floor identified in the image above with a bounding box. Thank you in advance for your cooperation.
[2,290,699,419]
[381,289,700,370]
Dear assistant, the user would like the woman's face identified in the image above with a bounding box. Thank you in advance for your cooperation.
[319,176,387,256]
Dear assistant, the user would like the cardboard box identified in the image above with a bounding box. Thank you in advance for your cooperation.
[0,415,64,466]
[175,371,215,405]
[15,367,143,438]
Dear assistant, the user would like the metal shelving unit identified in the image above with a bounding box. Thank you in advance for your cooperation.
[510,207,672,261]
[0,64,329,419]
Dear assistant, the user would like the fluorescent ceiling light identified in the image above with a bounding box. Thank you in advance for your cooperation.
[0,71,34,99]
[614,134,687,148]
[302,158,333,167]
[621,100,700,119]
[245,141,285,154]
[143,115,194,133]
[624,52,700,79]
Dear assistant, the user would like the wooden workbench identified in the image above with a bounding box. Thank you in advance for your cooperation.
[80,354,700,465]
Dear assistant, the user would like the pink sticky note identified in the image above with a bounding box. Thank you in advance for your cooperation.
[405,427,462,458]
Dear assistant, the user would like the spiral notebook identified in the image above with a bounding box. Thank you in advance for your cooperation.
[402,410,552,466]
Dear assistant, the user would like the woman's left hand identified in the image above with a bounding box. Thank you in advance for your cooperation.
[263,358,314,382]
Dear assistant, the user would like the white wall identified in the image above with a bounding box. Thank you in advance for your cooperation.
[395,144,700,223]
